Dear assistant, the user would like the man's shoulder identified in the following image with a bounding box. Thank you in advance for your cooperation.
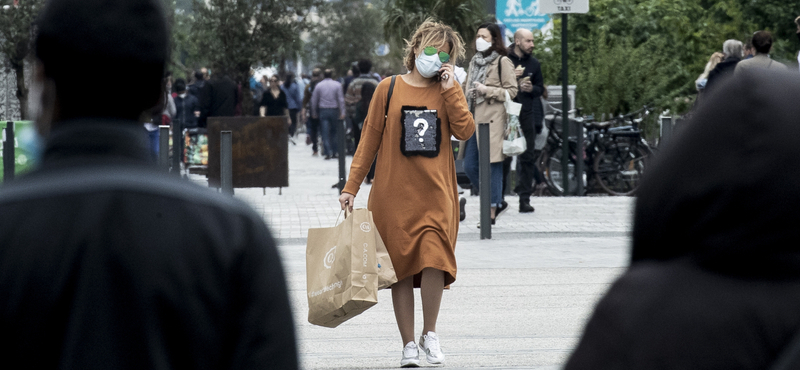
[0,165,259,221]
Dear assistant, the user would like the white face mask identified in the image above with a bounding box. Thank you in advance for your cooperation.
[476,37,492,52]
[179,93,187,98]
[415,51,442,79]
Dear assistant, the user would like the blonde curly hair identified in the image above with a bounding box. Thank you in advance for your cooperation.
[403,19,466,72]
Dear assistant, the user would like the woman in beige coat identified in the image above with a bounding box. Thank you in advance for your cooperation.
[463,22,518,224]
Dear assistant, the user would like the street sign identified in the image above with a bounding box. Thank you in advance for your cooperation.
[539,0,589,14]
[496,0,550,34]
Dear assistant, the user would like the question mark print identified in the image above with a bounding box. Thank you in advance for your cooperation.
[414,118,429,143]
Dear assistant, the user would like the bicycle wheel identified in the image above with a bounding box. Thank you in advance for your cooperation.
[542,144,580,196]
[593,141,650,196]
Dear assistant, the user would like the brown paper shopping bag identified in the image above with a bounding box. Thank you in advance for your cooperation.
[369,211,397,290]
[306,208,379,328]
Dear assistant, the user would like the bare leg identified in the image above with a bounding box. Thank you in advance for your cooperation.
[392,276,415,345]
[491,206,496,219]
[420,268,445,334]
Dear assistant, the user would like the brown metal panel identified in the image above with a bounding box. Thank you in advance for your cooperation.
[207,117,289,188]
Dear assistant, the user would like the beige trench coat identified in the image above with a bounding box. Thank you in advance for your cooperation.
[462,56,518,163]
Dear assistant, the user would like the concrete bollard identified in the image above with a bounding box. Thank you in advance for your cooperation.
[220,130,233,195]
[479,123,491,239]
[158,125,170,169]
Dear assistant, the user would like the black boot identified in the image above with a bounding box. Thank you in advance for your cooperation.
[519,200,535,213]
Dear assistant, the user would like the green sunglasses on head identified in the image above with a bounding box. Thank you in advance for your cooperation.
[424,46,450,63]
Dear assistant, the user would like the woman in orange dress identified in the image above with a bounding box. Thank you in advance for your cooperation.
[338,20,474,368]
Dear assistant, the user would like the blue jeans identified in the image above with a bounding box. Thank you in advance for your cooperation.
[147,128,159,163]
[463,134,503,207]
[319,108,340,156]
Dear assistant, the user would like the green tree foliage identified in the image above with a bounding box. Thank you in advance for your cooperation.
[0,0,44,120]
[534,0,799,137]
[191,0,323,114]
[306,0,385,76]
[382,0,488,62]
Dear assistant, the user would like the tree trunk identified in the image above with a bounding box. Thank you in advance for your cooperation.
[13,62,28,120]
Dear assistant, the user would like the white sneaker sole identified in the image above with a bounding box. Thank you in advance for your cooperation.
[424,352,444,365]
[400,358,420,367]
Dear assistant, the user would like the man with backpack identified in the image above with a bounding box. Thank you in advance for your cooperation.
[345,60,380,152]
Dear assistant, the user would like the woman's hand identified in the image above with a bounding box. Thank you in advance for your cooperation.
[339,193,355,212]
[469,81,489,96]
[439,64,455,90]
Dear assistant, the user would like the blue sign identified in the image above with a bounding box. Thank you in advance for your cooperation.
[497,0,551,34]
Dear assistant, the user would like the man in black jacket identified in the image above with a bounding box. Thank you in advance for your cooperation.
[198,71,239,128]
[0,1,298,369]
[507,28,545,213]
[705,39,743,93]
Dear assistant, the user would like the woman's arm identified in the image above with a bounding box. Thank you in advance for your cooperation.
[483,57,519,101]
[443,81,475,141]
[341,79,391,198]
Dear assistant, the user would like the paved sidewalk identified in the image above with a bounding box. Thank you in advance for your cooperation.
[193,140,634,369]
[224,141,634,243]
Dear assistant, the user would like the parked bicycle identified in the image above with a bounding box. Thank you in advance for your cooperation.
[538,104,654,196]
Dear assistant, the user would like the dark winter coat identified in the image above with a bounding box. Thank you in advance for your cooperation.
[198,76,239,127]
[0,121,298,369]
[565,69,800,370]
[507,46,544,132]
[174,93,200,129]
[705,56,741,93]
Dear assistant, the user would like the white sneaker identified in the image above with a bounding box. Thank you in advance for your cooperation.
[419,331,445,364]
[400,341,420,368]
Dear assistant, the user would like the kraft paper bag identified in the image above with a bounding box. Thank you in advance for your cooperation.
[370,211,398,290]
[306,208,379,328]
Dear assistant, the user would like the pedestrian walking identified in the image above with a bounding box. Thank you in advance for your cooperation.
[198,70,238,128]
[735,31,789,75]
[260,74,288,117]
[248,69,264,115]
[311,69,346,160]
[462,23,518,224]
[565,68,800,370]
[188,70,205,98]
[705,40,743,93]
[173,78,200,164]
[345,59,380,182]
[174,79,200,129]
[338,19,473,367]
[0,0,298,368]
[303,68,323,156]
[695,52,724,92]
[506,27,545,213]
[281,72,303,137]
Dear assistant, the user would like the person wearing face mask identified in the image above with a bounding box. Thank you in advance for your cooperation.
[462,23,518,225]
[337,19,473,368]
[507,28,545,213]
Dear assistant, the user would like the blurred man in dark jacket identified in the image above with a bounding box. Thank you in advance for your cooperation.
[198,71,238,128]
[565,68,800,370]
[705,39,743,93]
[0,0,298,369]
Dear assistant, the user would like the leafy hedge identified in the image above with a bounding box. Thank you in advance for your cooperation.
[533,0,799,139]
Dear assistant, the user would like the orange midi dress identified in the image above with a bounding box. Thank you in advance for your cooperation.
[342,76,475,287]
